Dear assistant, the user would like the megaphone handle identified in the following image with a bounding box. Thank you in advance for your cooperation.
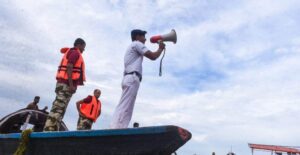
[159,48,166,76]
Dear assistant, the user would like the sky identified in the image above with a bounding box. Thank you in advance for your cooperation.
[1,0,300,154]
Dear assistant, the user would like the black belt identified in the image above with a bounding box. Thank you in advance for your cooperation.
[124,71,142,82]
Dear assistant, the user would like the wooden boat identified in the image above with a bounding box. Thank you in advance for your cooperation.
[0,109,68,133]
[0,109,191,155]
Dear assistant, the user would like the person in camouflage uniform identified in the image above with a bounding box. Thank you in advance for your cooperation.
[44,38,86,131]
[76,89,102,130]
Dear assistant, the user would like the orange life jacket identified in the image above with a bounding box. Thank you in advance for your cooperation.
[56,47,86,82]
[80,96,101,122]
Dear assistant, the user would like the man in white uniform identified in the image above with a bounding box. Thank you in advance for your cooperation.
[110,29,165,129]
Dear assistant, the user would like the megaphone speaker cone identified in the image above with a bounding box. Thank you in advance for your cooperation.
[150,29,177,44]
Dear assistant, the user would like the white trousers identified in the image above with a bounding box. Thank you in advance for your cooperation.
[110,73,140,129]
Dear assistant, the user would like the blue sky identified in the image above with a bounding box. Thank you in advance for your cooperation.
[1,0,300,154]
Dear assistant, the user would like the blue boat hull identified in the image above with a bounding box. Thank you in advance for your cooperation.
[0,125,191,155]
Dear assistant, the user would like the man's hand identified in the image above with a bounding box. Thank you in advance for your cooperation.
[79,112,85,117]
[144,42,166,60]
[69,85,76,94]
[159,41,166,50]
[67,63,76,94]
[76,99,84,117]
[43,106,48,111]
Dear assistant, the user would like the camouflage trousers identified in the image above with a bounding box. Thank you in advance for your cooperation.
[77,115,93,130]
[43,83,74,131]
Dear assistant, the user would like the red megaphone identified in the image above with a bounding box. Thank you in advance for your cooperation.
[150,29,177,44]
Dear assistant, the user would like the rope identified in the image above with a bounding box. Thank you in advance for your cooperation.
[159,48,166,76]
[14,129,33,155]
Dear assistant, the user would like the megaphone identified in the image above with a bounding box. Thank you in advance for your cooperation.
[150,29,177,44]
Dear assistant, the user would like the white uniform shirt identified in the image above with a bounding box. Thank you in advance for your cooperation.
[124,41,149,75]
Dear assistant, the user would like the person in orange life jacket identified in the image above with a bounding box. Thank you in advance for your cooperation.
[76,89,101,130]
[44,38,86,132]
